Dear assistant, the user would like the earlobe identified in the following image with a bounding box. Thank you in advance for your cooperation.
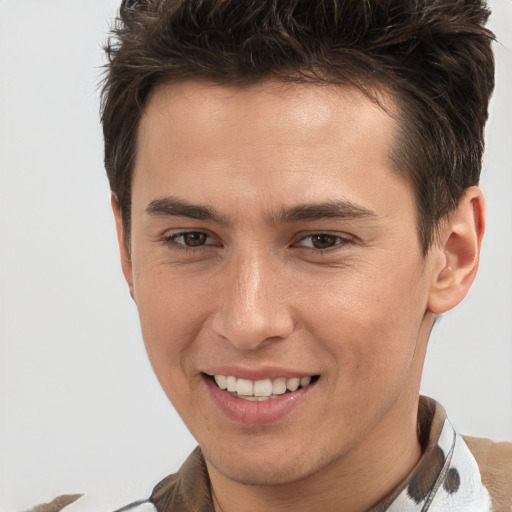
[111,194,135,298]
[428,186,485,315]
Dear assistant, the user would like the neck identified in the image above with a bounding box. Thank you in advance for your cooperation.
[208,392,422,512]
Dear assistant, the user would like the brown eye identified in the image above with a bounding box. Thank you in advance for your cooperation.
[182,232,207,246]
[296,233,351,251]
[164,231,212,248]
[309,234,339,249]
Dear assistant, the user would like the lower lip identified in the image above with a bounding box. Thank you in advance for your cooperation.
[203,375,317,425]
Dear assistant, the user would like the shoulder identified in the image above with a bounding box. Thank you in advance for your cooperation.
[464,435,512,512]
[27,494,156,512]
[27,448,209,512]
[27,495,83,512]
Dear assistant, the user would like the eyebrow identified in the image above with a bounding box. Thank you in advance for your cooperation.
[273,201,377,224]
[146,197,228,224]
[145,197,376,225]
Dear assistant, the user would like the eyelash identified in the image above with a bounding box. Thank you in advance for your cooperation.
[295,233,353,252]
[161,231,353,253]
[161,231,216,252]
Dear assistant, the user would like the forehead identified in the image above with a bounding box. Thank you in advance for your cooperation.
[139,78,396,153]
[134,79,410,220]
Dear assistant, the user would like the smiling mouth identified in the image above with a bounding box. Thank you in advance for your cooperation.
[208,374,320,401]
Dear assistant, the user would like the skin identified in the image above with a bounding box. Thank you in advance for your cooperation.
[113,80,484,512]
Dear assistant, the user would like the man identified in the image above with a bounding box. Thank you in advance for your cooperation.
[33,0,511,510]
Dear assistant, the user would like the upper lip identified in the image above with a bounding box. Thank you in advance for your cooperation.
[202,366,318,381]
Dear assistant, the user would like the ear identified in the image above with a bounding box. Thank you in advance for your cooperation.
[428,186,485,314]
[111,194,135,299]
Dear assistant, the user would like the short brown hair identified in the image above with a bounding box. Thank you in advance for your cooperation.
[101,0,495,252]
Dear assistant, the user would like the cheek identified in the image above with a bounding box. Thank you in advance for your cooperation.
[297,260,428,382]
[133,268,208,371]
[133,272,210,419]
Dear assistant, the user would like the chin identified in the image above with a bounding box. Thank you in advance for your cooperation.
[210,459,314,486]
[202,439,337,487]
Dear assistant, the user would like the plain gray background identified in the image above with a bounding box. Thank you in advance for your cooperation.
[0,1,510,510]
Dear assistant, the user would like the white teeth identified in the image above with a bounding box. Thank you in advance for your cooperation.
[272,377,287,395]
[214,375,227,389]
[236,378,254,396]
[300,376,311,387]
[226,375,237,392]
[253,379,273,397]
[212,374,315,397]
[286,377,300,392]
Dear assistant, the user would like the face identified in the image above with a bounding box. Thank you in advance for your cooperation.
[118,80,440,486]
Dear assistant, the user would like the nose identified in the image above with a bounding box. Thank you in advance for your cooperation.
[211,252,295,350]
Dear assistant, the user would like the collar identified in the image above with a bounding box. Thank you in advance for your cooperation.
[368,397,491,511]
